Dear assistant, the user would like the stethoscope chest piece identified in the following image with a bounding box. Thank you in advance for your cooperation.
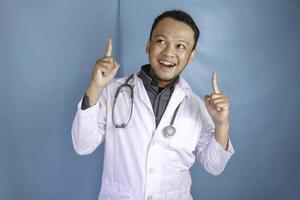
[162,125,176,138]
[162,102,182,138]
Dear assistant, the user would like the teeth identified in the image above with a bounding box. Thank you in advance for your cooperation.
[159,60,176,66]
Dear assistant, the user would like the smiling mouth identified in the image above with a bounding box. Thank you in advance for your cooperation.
[158,59,176,68]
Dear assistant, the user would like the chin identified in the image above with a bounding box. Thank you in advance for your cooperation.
[156,73,177,82]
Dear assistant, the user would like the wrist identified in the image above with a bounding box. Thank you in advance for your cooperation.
[89,81,104,91]
[86,82,104,106]
[214,120,230,150]
[215,121,230,132]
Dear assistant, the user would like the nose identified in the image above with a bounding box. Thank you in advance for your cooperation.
[162,45,175,58]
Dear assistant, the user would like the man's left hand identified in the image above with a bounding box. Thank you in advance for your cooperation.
[204,72,230,126]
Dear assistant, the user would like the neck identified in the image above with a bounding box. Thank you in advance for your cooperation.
[157,80,172,88]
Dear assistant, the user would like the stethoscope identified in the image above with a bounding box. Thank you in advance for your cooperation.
[112,74,181,138]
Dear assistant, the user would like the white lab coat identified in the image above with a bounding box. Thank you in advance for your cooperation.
[72,73,234,200]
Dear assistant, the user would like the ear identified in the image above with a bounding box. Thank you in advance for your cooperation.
[188,49,196,64]
[145,40,150,54]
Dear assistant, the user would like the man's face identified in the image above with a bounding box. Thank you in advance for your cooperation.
[146,17,196,88]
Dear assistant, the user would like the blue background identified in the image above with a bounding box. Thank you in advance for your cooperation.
[1,0,300,199]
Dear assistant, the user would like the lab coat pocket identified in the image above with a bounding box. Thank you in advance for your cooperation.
[165,187,190,200]
[169,117,199,151]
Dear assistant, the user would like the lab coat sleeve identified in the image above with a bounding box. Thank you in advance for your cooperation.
[71,88,107,155]
[195,101,235,175]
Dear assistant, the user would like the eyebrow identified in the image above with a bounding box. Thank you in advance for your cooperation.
[178,39,189,45]
[154,34,190,45]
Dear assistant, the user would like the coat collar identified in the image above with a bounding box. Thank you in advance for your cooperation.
[114,73,192,96]
[114,72,193,110]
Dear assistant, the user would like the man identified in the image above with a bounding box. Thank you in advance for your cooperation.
[72,10,234,200]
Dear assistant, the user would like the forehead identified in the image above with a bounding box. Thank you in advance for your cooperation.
[152,17,195,42]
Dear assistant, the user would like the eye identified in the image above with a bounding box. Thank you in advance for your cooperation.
[156,39,166,45]
[177,44,186,49]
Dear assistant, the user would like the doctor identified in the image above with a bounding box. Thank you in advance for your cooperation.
[72,10,234,200]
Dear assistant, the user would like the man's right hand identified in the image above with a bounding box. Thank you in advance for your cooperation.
[85,38,120,106]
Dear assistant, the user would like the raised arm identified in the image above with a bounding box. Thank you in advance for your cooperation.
[71,38,120,155]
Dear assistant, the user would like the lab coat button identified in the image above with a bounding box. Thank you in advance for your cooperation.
[147,195,153,200]
[149,168,155,173]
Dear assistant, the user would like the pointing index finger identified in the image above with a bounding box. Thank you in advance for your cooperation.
[104,37,112,57]
[212,72,221,94]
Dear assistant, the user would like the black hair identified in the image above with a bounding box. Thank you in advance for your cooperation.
[149,10,200,50]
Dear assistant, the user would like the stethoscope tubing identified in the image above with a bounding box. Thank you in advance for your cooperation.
[112,74,181,138]
[112,74,134,128]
